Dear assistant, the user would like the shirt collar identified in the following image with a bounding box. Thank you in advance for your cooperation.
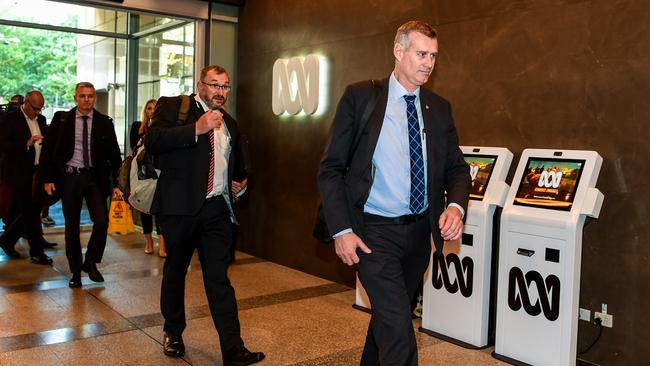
[20,105,36,122]
[194,94,210,112]
[75,109,93,119]
[389,72,421,102]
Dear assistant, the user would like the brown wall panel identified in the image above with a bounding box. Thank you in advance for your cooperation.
[235,1,650,364]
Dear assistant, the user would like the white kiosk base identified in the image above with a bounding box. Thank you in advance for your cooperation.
[493,149,603,366]
[420,146,512,348]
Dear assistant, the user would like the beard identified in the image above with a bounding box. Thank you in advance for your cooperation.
[207,95,226,110]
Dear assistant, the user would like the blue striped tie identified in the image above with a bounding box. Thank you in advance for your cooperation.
[404,94,425,213]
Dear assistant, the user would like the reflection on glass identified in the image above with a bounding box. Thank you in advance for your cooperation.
[0,0,128,34]
[137,22,194,115]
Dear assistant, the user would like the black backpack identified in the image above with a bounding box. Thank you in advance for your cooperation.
[117,95,191,209]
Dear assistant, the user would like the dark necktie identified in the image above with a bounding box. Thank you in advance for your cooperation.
[207,129,215,194]
[404,94,425,213]
[82,115,90,168]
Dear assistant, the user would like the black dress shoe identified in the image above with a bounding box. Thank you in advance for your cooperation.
[163,333,185,357]
[0,243,20,259]
[82,262,104,282]
[41,241,58,248]
[69,272,82,288]
[223,345,265,366]
[30,254,53,265]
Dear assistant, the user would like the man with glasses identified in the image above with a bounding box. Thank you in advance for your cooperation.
[41,82,122,288]
[146,65,262,365]
[0,90,54,264]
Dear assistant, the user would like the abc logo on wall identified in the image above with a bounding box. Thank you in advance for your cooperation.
[272,54,321,115]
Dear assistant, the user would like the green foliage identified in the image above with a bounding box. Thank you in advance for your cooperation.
[0,25,77,107]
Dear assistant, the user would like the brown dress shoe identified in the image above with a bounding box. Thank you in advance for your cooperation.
[223,345,265,366]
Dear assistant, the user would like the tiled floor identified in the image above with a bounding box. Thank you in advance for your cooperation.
[0,230,506,365]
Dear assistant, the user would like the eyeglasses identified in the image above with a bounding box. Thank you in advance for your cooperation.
[201,81,231,92]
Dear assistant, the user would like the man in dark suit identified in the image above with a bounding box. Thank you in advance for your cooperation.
[41,82,122,288]
[318,20,471,365]
[0,90,53,264]
[146,65,263,366]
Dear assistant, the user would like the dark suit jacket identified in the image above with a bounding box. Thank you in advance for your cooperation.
[40,107,122,198]
[130,121,144,151]
[318,78,471,252]
[0,108,47,185]
[145,94,246,217]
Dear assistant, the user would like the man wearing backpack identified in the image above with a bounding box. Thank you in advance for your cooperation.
[146,65,261,365]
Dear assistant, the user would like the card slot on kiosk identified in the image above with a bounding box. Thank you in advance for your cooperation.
[419,146,513,348]
[493,149,603,366]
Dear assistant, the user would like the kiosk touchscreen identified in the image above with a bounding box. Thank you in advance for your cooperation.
[493,149,603,366]
[420,146,512,348]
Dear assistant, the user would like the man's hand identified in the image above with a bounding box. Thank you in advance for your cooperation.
[113,187,123,199]
[231,177,248,196]
[195,110,224,135]
[334,232,372,266]
[27,135,43,147]
[439,206,464,241]
[44,183,55,196]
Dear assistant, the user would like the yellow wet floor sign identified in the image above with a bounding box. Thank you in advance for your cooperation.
[108,195,135,235]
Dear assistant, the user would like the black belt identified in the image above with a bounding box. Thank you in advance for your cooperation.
[65,165,92,174]
[363,211,428,225]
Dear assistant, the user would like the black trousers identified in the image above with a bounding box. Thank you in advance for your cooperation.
[139,211,161,235]
[61,170,109,273]
[357,215,431,366]
[0,167,44,257]
[159,195,243,352]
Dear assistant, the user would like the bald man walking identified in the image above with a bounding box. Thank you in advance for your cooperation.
[0,90,52,264]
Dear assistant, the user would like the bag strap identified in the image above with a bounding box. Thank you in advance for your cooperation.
[177,95,192,123]
[134,95,192,158]
[347,79,383,166]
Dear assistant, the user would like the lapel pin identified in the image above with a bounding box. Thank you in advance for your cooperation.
[425,105,430,110]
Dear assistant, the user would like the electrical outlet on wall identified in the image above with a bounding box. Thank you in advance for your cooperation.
[579,308,591,321]
[594,312,613,328]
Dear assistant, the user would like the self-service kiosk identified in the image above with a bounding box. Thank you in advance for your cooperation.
[493,149,603,366]
[420,146,512,348]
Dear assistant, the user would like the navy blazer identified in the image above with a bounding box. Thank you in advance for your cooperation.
[318,78,471,252]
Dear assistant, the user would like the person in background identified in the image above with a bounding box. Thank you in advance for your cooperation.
[129,99,166,257]
[41,82,122,288]
[0,91,54,264]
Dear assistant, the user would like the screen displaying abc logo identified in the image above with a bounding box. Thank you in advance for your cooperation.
[469,164,479,181]
[537,170,562,189]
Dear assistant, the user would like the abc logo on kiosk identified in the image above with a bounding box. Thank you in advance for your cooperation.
[508,267,560,321]
[431,252,474,298]
[469,164,479,181]
[272,54,320,115]
[538,170,562,188]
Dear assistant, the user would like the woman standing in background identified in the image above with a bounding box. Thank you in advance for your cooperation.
[130,99,166,257]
